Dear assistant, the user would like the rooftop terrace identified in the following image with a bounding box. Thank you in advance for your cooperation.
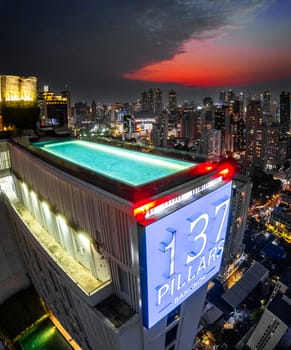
[12,137,219,203]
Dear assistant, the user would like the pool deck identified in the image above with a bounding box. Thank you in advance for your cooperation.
[12,137,218,203]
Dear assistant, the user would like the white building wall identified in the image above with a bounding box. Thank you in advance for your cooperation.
[5,141,217,350]
[0,193,30,303]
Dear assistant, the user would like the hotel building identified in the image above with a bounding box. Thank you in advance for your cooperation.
[39,87,71,127]
[0,137,234,350]
[0,75,38,130]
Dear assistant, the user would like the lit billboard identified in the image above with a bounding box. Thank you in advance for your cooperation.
[139,181,232,329]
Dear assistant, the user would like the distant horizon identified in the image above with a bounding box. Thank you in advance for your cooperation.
[36,78,290,106]
[2,0,291,106]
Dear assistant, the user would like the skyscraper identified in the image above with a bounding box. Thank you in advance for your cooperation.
[0,75,38,130]
[279,91,291,134]
[0,75,37,107]
[39,88,71,127]
[222,173,252,270]
[245,99,263,170]
[246,281,291,350]
[168,90,177,114]
[1,137,234,350]
[141,88,163,114]
[219,90,226,105]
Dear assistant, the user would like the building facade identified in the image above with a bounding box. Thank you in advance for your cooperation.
[1,138,234,350]
[245,99,263,170]
[0,75,38,130]
[39,87,71,127]
[246,281,291,350]
[279,91,290,134]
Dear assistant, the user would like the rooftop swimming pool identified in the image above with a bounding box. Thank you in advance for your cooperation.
[33,140,196,186]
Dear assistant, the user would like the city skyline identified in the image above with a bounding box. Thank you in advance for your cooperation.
[1,0,291,104]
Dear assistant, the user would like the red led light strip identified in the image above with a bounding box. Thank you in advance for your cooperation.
[133,161,235,219]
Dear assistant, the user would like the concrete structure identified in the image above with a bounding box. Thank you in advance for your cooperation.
[39,88,71,127]
[0,137,234,350]
[280,91,291,134]
[245,99,264,170]
[0,75,38,130]
[222,173,252,270]
[200,129,221,162]
[246,281,291,350]
[0,75,37,108]
[221,262,269,310]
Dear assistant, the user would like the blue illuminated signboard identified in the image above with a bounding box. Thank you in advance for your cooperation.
[139,181,232,329]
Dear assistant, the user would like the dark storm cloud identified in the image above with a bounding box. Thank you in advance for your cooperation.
[0,0,270,101]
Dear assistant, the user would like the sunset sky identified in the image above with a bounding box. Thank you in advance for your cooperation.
[1,0,291,103]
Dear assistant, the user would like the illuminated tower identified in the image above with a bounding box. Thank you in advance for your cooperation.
[0,75,38,130]
[1,137,234,350]
[214,105,227,155]
[245,99,263,170]
[39,88,70,127]
[0,75,37,107]
[262,124,282,172]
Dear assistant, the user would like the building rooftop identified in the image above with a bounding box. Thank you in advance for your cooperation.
[12,137,222,203]
[268,291,291,325]
[33,139,196,186]
[96,295,135,328]
[221,262,269,309]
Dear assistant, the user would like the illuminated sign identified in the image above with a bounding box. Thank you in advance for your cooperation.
[145,177,223,218]
[133,177,223,219]
[139,181,232,328]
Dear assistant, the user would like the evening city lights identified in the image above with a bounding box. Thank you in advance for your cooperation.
[0,1,291,350]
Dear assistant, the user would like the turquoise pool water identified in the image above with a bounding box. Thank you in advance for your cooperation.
[34,140,196,186]
[17,318,72,350]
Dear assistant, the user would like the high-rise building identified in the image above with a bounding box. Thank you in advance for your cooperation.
[153,88,163,114]
[0,75,37,107]
[168,90,177,114]
[261,124,283,172]
[222,173,252,270]
[181,111,199,140]
[219,90,226,105]
[141,89,163,114]
[279,91,291,134]
[246,281,291,350]
[39,88,71,127]
[199,103,214,133]
[232,114,245,155]
[262,91,271,115]
[245,99,263,170]
[226,89,235,103]
[200,129,221,161]
[214,105,227,155]
[0,75,39,130]
[1,137,234,350]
